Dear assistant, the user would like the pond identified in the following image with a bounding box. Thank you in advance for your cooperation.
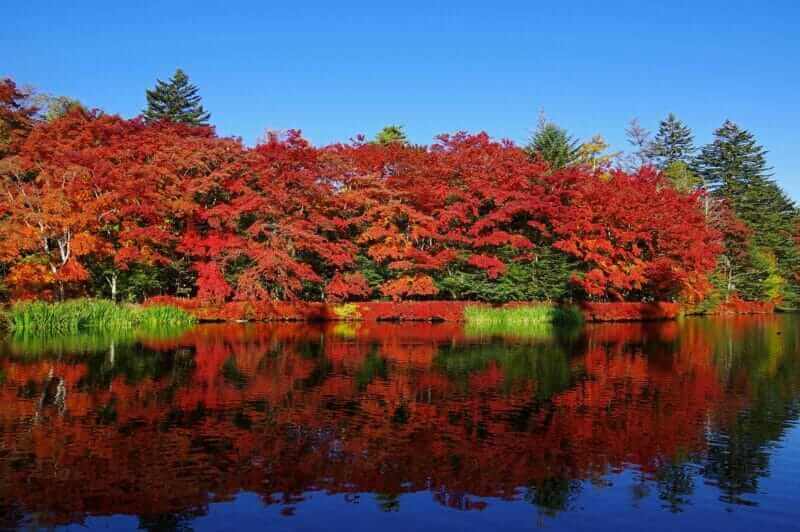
[0,316,798,531]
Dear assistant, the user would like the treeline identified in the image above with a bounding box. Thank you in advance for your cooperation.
[0,71,797,307]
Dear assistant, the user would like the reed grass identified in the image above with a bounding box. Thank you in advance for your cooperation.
[5,299,196,335]
[463,304,582,338]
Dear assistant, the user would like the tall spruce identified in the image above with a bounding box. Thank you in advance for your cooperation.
[649,113,695,168]
[526,118,580,170]
[143,69,210,125]
[694,120,769,202]
[696,120,800,304]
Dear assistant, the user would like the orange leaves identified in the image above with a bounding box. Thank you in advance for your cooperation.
[69,232,102,257]
[55,258,89,282]
[380,275,439,301]
[0,78,36,157]
[6,262,53,298]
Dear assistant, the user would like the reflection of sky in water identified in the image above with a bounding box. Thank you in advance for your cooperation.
[2,316,799,531]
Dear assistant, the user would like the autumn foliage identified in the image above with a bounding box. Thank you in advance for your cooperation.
[0,80,723,304]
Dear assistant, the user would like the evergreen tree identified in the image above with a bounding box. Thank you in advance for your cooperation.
[696,120,800,305]
[374,125,407,145]
[649,113,695,168]
[143,69,210,125]
[695,120,769,203]
[526,119,580,170]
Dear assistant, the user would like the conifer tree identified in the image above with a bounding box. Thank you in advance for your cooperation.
[526,119,580,170]
[649,113,695,168]
[374,125,408,145]
[143,69,210,125]
[696,120,800,304]
[695,120,769,202]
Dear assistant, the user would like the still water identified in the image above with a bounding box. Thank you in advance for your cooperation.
[0,316,798,531]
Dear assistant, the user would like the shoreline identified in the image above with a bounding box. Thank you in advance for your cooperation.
[144,297,781,324]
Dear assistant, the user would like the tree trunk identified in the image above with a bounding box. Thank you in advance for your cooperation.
[107,273,118,302]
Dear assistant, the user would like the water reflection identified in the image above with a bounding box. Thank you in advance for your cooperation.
[0,317,798,530]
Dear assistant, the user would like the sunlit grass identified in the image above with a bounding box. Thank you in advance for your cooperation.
[5,299,196,335]
[463,304,582,339]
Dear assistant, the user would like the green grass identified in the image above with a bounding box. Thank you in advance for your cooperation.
[5,299,196,335]
[463,304,582,339]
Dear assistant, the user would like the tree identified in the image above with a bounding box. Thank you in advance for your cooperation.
[35,94,85,122]
[695,120,800,303]
[624,118,652,170]
[662,161,703,194]
[374,125,407,145]
[187,130,355,301]
[649,113,695,168]
[0,76,730,306]
[525,119,580,170]
[143,69,210,125]
[0,112,111,300]
[694,120,769,201]
[0,79,37,158]
[549,167,720,301]
[575,134,619,172]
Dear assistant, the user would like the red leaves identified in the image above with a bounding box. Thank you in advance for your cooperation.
[548,167,721,300]
[579,302,682,321]
[0,94,725,303]
[467,254,506,279]
[326,272,371,302]
[195,262,232,304]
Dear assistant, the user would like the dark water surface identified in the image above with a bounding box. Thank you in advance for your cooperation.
[1,316,799,531]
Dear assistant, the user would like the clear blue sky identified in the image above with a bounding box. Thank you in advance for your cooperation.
[3,1,799,200]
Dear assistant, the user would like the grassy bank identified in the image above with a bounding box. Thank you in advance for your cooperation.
[464,304,582,338]
[5,299,196,335]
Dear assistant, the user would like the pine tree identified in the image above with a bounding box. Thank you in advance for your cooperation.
[696,120,800,305]
[526,119,580,170]
[143,69,210,125]
[649,113,695,168]
[694,120,769,202]
[374,125,407,145]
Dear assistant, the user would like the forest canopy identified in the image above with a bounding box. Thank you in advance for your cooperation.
[1,75,797,307]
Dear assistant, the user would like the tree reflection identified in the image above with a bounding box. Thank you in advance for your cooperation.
[0,317,798,527]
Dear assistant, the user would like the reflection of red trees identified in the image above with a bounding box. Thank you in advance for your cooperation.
[0,319,777,525]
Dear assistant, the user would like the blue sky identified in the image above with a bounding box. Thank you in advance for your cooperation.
[3,1,798,199]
